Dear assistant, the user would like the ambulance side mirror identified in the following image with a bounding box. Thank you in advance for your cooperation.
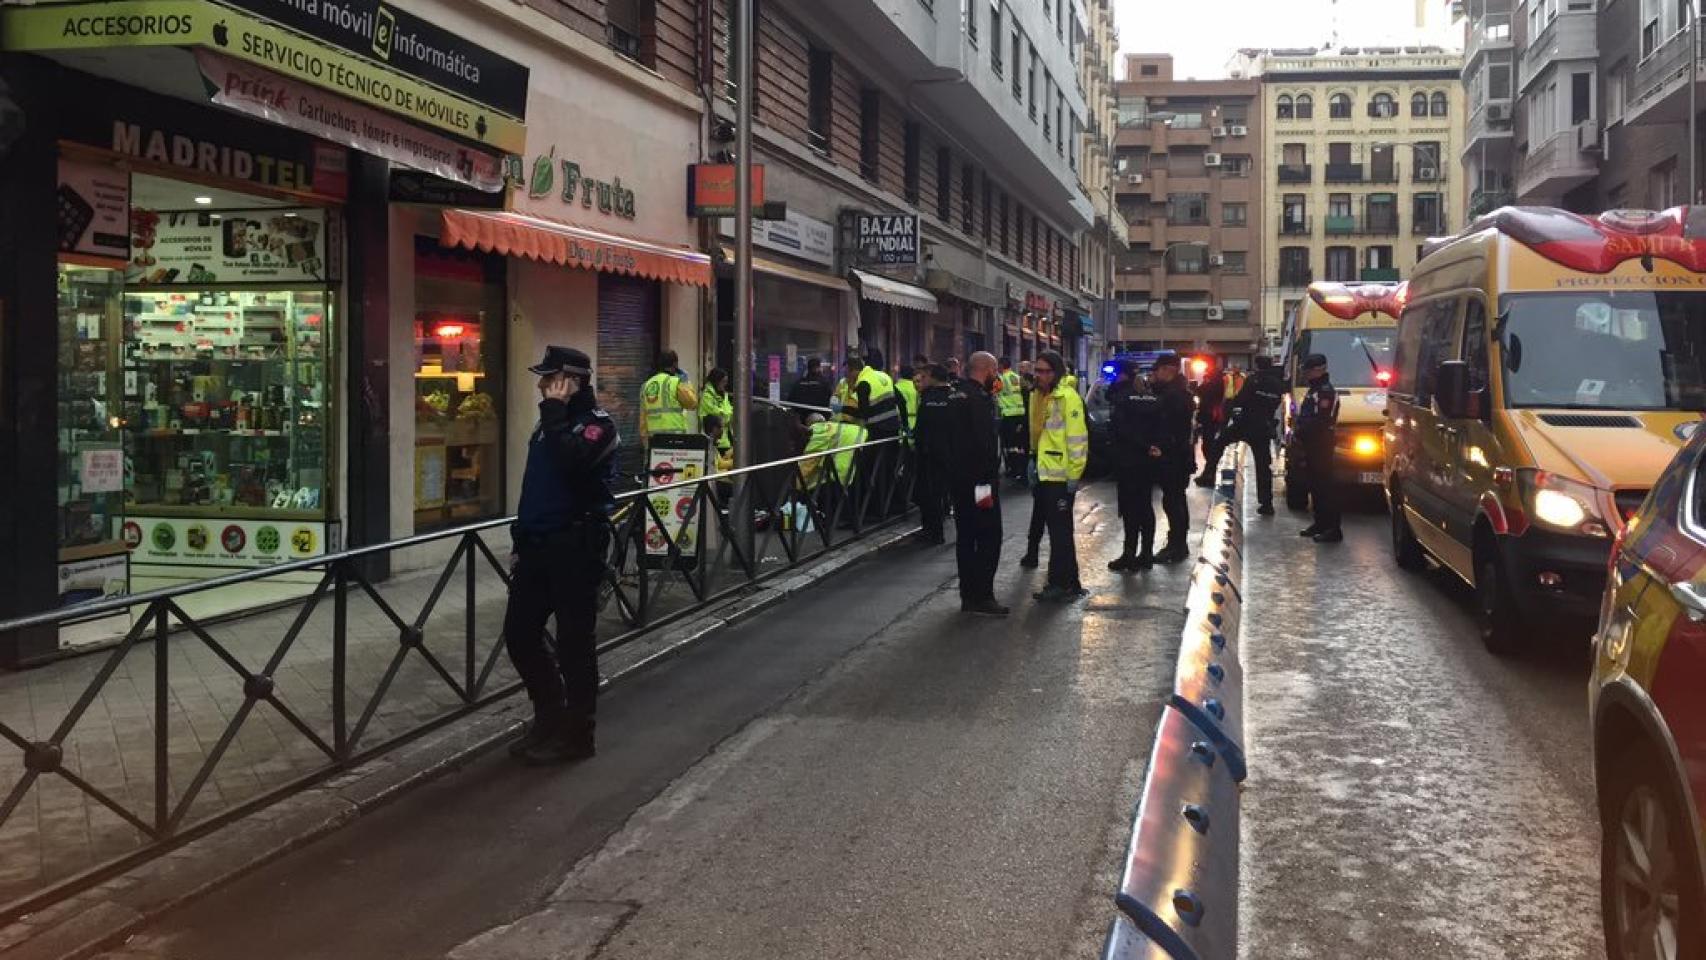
[1435,360,1473,421]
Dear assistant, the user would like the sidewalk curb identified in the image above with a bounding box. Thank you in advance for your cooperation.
[0,524,918,960]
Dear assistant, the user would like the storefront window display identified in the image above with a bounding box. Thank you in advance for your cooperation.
[56,264,128,603]
[754,275,839,391]
[413,242,506,530]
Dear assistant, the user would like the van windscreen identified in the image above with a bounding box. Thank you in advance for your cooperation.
[1502,292,1706,411]
[1294,328,1397,387]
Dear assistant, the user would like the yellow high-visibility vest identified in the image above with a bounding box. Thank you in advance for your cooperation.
[997,370,1025,417]
[642,371,693,436]
[802,421,866,489]
[894,378,919,435]
[842,367,899,431]
[1033,384,1089,482]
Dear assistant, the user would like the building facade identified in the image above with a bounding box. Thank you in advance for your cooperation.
[1110,55,1265,366]
[1461,0,1519,216]
[1078,0,1128,375]
[1240,46,1466,352]
[1595,0,1694,211]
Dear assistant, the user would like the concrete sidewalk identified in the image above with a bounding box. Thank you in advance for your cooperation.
[85,481,1209,960]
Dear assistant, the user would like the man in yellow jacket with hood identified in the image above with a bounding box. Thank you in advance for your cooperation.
[1025,349,1089,603]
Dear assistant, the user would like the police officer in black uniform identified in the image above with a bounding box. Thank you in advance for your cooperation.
[912,364,955,544]
[1295,353,1343,543]
[1107,359,1165,571]
[503,346,620,765]
[1195,355,1287,516]
[1150,354,1197,563]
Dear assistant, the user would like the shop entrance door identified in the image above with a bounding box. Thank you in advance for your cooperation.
[597,274,661,482]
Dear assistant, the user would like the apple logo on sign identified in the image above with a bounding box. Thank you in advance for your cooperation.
[213,20,229,46]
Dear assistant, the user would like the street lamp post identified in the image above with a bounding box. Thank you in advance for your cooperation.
[733,0,754,468]
[1689,0,1699,203]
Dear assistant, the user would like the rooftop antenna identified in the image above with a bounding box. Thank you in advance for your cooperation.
[1327,0,1340,49]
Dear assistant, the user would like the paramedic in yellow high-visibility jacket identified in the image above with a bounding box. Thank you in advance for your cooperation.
[1027,349,1088,604]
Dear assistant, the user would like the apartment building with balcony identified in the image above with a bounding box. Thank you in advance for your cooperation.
[1508,0,1602,206]
[706,0,1098,375]
[1078,0,1130,372]
[1237,46,1466,352]
[1110,55,1264,365]
[1461,0,1520,214]
[1599,0,1698,209]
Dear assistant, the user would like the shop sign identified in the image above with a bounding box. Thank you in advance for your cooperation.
[686,163,767,218]
[58,553,128,608]
[79,449,125,494]
[128,207,327,284]
[1024,292,1051,313]
[848,212,920,266]
[57,157,132,261]
[515,147,636,220]
[925,269,1005,308]
[125,515,328,567]
[213,0,530,121]
[198,51,505,192]
[388,170,506,208]
[0,1,526,153]
[717,209,834,268]
[643,437,709,568]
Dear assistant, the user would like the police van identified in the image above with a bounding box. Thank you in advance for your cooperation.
[1386,206,1706,654]
[1279,282,1403,509]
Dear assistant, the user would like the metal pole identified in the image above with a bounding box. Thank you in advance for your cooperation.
[734,0,755,468]
[1692,2,1699,203]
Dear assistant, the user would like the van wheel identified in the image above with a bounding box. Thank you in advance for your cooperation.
[1601,742,1705,960]
[1389,490,1425,571]
[1475,542,1525,656]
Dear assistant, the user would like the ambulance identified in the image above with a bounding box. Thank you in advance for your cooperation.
[1279,281,1404,509]
[1386,206,1706,655]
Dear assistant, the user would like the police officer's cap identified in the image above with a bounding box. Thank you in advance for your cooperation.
[529,345,593,378]
[1153,352,1182,369]
[1301,353,1329,371]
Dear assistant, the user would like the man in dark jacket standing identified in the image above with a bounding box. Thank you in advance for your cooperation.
[1151,353,1196,564]
[503,346,619,765]
[1107,359,1165,571]
[787,357,833,420]
[1193,359,1226,477]
[1195,354,1285,515]
[912,364,955,544]
[949,352,1008,617]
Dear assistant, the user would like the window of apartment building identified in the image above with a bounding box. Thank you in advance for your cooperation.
[1411,92,1429,118]
[1280,248,1311,285]
[1282,142,1308,166]
[936,146,953,221]
[1607,60,1628,124]
[1030,216,1040,269]
[991,4,1003,74]
[1220,155,1251,177]
[1221,251,1248,274]
[1276,94,1294,120]
[1171,111,1206,128]
[1169,296,1212,322]
[1057,94,1066,157]
[967,0,979,45]
[904,121,922,203]
[860,89,881,182]
[1325,246,1357,282]
[1329,92,1352,119]
[1414,142,1442,180]
[999,193,1011,255]
[1043,0,1050,20]
[1222,202,1248,226]
[1370,92,1398,119]
[1371,143,1396,181]
[1043,72,1053,140]
[1012,30,1023,101]
[1168,193,1209,225]
[1140,63,1160,77]
[606,0,654,64]
[1650,159,1679,209]
[1168,243,1207,274]
[1367,193,1398,233]
[1641,0,1668,58]
[1066,113,1075,165]
[1430,91,1449,117]
[1490,60,1513,100]
[1056,0,1065,39]
[1282,194,1308,233]
[1413,193,1444,234]
[962,163,976,232]
[1329,141,1353,166]
[1328,193,1353,219]
[808,47,834,156]
[1295,94,1313,119]
[1224,301,1252,322]
[1118,94,1147,126]
[1023,45,1037,120]
[1222,105,1248,127]
[1571,71,1593,125]
[1367,246,1394,271]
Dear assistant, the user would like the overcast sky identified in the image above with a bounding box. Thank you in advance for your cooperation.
[1113,0,1463,82]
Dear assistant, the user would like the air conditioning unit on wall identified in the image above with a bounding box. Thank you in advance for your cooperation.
[1209,253,1226,267]
[1230,125,1249,137]
[1127,173,1145,184]
[1487,103,1513,123]
[1204,153,1223,167]
[1212,126,1228,138]
[1206,306,1227,320]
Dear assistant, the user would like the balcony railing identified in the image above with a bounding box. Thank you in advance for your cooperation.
[1630,16,1706,125]
[1361,267,1401,282]
[1280,215,1313,236]
[1324,163,1365,183]
[1277,163,1312,183]
[1468,189,1515,218]
[1367,165,1400,185]
[1464,13,1514,66]
[1278,267,1314,287]
[1363,213,1401,236]
[1325,214,1356,235]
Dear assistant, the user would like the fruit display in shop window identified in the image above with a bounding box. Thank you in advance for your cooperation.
[421,388,451,419]
[456,392,496,421]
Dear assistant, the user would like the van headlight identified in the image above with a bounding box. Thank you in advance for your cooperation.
[1522,471,1610,537]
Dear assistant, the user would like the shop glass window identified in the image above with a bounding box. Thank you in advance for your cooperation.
[57,264,126,562]
[413,241,507,531]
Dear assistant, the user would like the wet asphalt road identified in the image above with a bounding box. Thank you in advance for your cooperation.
[1239,485,1604,960]
[94,482,1209,960]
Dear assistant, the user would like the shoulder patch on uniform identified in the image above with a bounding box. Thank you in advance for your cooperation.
[582,424,606,443]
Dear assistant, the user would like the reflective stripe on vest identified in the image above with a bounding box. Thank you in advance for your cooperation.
[998,371,1025,417]
[847,367,899,426]
[642,372,688,433]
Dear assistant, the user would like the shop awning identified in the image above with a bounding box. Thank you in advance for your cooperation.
[442,210,712,287]
[851,270,938,314]
[719,249,852,293]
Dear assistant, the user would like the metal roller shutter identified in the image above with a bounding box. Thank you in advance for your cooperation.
[596,274,661,483]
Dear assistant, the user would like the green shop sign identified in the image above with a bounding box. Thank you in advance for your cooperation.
[506,147,636,221]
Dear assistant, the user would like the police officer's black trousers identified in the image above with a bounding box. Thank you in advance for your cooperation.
[1160,470,1190,552]
[1304,432,1341,532]
[1033,481,1081,590]
[952,485,1003,602]
[1115,466,1157,558]
[502,523,611,733]
[1001,416,1029,479]
[916,462,949,539]
[1201,430,1275,507]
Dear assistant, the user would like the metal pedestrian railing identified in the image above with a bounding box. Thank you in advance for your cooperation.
[0,436,915,918]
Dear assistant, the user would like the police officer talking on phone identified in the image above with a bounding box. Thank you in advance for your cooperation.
[503,346,620,765]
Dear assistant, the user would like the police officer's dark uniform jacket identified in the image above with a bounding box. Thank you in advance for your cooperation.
[1295,358,1342,538]
[1152,370,1196,559]
[912,380,956,541]
[1201,364,1286,508]
[503,346,619,765]
[1108,377,1165,567]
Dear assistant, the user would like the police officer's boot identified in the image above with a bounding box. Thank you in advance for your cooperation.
[1133,530,1155,570]
[522,715,595,766]
[509,701,565,759]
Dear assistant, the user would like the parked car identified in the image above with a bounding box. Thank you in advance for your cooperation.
[1592,427,1706,960]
